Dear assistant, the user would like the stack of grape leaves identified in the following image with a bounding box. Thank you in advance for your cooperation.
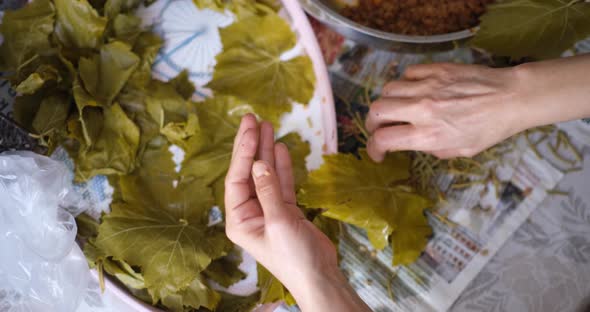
[0,0,433,310]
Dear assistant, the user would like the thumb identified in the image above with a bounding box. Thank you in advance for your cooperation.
[252,160,290,222]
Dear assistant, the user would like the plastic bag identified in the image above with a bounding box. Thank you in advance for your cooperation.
[0,151,90,312]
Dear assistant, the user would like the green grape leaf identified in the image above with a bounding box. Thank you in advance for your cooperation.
[75,103,140,181]
[181,96,255,208]
[312,215,341,246]
[78,41,140,106]
[298,150,432,264]
[471,0,590,59]
[104,0,144,18]
[54,0,107,49]
[390,206,432,266]
[31,92,70,136]
[13,92,44,132]
[102,258,146,290]
[203,248,246,288]
[95,142,231,304]
[277,132,310,188]
[216,292,261,312]
[192,0,274,18]
[207,13,315,126]
[160,276,221,312]
[257,264,296,305]
[15,64,60,95]
[0,0,55,70]
[128,32,164,89]
[111,14,142,44]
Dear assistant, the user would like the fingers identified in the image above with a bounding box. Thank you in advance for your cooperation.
[403,63,443,80]
[366,125,430,162]
[274,143,297,205]
[365,98,431,133]
[225,126,259,212]
[381,79,436,98]
[232,114,258,157]
[252,161,292,222]
[258,121,275,167]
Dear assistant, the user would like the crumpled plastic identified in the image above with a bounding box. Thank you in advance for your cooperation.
[0,151,90,312]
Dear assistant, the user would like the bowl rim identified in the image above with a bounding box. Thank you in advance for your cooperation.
[301,0,478,44]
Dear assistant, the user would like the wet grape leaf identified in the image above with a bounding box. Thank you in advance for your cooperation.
[95,143,231,304]
[160,276,221,312]
[32,92,70,135]
[203,248,246,288]
[78,41,140,106]
[471,0,590,59]
[111,13,142,44]
[181,96,255,208]
[390,205,431,266]
[277,132,310,188]
[15,64,60,95]
[298,150,431,264]
[104,0,144,18]
[207,13,315,126]
[54,0,107,49]
[75,103,140,181]
[102,258,146,290]
[13,92,44,132]
[0,0,55,70]
[257,264,295,305]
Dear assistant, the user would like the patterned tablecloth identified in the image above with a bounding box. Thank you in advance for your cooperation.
[309,18,590,312]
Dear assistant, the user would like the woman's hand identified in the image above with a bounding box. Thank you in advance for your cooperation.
[365,55,590,161]
[224,115,370,312]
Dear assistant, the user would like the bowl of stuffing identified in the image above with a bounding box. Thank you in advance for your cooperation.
[299,0,494,51]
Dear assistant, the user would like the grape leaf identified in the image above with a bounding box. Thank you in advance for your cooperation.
[102,258,146,290]
[257,264,296,305]
[390,206,431,266]
[471,0,590,59]
[277,132,310,188]
[54,0,107,49]
[181,96,255,208]
[15,64,60,95]
[0,0,55,70]
[298,150,431,264]
[203,249,246,288]
[74,103,140,181]
[111,13,142,44]
[78,41,140,106]
[95,142,231,305]
[160,276,221,312]
[32,92,70,135]
[207,13,315,126]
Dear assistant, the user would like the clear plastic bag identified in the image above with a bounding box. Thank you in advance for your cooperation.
[0,151,90,312]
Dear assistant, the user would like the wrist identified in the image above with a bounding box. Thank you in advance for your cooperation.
[288,265,369,312]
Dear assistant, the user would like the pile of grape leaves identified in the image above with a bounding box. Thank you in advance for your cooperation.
[0,0,433,310]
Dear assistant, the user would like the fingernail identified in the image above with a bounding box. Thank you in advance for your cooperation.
[252,161,270,178]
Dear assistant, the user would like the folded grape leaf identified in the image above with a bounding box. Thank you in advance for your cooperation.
[0,0,55,70]
[15,64,60,95]
[203,248,246,288]
[160,276,221,312]
[95,142,232,304]
[207,13,315,126]
[75,103,140,181]
[192,0,274,18]
[78,41,140,106]
[102,258,146,290]
[54,0,107,49]
[104,0,144,18]
[471,0,590,59]
[128,32,164,89]
[298,150,431,264]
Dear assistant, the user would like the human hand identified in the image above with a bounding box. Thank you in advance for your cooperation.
[225,115,369,311]
[365,62,528,161]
